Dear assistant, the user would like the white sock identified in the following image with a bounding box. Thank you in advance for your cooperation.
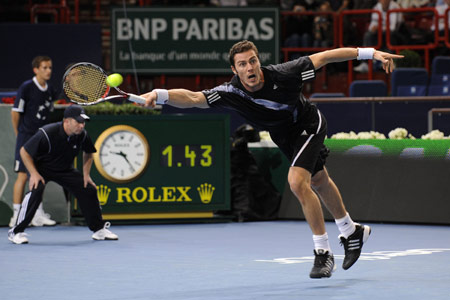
[37,202,44,213]
[313,233,331,252]
[13,203,21,213]
[335,213,356,239]
[12,204,21,218]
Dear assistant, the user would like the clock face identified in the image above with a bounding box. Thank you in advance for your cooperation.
[94,125,150,183]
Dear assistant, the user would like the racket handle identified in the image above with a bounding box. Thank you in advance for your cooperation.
[128,93,147,104]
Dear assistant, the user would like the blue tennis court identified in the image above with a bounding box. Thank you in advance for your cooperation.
[1,221,450,300]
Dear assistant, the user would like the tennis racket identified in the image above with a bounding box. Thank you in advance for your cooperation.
[62,62,146,106]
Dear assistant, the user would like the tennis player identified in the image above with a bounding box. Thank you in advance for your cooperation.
[8,105,118,244]
[141,40,403,278]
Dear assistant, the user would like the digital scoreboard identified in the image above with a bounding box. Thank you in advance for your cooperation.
[71,114,230,220]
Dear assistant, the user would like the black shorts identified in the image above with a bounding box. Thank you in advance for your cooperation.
[14,131,34,173]
[270,109,329,176]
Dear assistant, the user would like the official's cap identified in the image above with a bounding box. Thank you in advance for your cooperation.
[64,105,90,123]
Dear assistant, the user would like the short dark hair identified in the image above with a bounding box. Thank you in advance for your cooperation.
[32,56,52,69]
[228,40,259,67]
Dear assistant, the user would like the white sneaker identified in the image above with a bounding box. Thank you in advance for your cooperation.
[8,230,29,244]
[353,62,369,73]
[9,213,18,228]
[92,222,119,240]
[31,211,56,227]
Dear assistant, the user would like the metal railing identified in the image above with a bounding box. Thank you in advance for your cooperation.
[339,9,382,87]
[386,7,442,72]
[428,108,450,132]
[30,0,79,24]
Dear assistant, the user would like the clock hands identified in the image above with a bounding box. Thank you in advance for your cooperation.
[110,150,135,172]
[110,150,126,156]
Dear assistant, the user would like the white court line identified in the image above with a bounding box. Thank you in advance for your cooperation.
[255,248,450,264]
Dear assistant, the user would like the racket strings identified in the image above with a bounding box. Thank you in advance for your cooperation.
[63,65,109,104]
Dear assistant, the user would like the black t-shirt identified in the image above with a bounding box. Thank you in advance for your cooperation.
[23,122,96,172]
[12,77,56,134]
[202,56,320,133]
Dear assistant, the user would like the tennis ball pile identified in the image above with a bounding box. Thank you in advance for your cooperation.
[106,73,123,87]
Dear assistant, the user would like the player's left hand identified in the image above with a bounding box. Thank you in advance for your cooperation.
[84,176,96,188]
[374,50,404,74]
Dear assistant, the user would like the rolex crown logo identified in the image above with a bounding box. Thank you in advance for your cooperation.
[197,183,215,204]
[97,184,111,206]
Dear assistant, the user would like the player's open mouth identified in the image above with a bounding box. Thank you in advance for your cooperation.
[248,74,256,79]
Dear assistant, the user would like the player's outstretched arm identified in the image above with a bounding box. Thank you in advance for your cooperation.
[309,47,403,74]
[141,89,208,109]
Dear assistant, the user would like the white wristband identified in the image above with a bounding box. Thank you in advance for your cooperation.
[357,48,375,60]
[154,89,169,105]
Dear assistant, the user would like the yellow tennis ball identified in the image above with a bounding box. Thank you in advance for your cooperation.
[106,73,123,87]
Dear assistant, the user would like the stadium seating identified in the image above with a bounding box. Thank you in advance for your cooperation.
[391,68,429,96]
[427,56,450,96]
[427,85,450,96]
[430,56,450,82]
[349,80,387,97]
[429,74,449,86]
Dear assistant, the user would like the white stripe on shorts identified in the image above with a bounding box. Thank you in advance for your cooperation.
[315,110,322,134]
[291,135,314,167]
[291,109,323,167]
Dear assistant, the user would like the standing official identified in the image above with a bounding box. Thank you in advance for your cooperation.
[10,56,57,227]
[8,105,118,244]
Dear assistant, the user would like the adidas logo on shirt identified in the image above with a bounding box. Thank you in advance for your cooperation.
[207,92,220,104]
[301,70,315,81]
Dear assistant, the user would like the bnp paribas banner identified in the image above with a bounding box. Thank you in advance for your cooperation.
[111,7,279,74]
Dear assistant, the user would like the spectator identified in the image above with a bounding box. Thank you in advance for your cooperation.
[326,0,354,48]
[396,0,435,46]
[353,0,378,9]
[396,0,430,8]
[313,1,334,48]
[281,0,319,60]
[354,0,404,72]
[432,0,450,33]
[328,0,352,13]
[431,0,450,53]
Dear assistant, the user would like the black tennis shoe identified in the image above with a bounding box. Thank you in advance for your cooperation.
[339,223,371,270]
[309,249,335,279]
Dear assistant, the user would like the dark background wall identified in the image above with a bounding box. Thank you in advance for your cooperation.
[277,154,450,225]
[0,24,102,92]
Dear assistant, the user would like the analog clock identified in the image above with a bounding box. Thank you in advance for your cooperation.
[94,125,150,183]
